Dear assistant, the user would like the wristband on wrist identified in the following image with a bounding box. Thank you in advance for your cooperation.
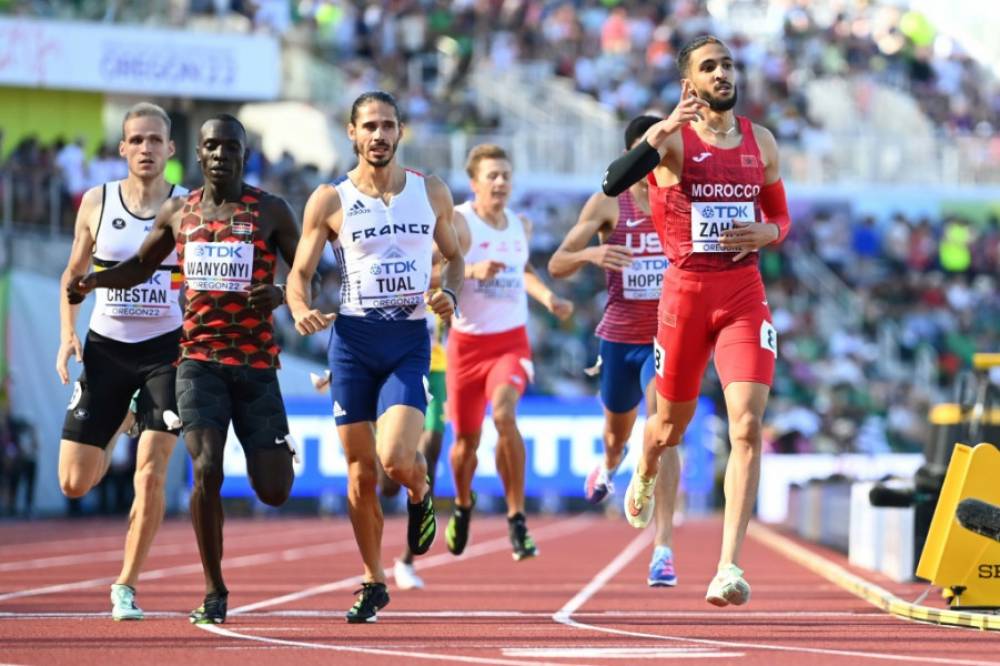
[440,287,460,317]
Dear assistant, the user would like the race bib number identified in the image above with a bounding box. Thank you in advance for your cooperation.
[358,256,427,309]
[690,201,756,252]
[185,242,254,292]
[760,320,778,356]
[102,269,176,317]
[621,255,668,300]
[474,266,524,301]
[653,337,665,378]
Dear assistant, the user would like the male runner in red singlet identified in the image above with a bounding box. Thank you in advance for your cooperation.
[446,144,573,561]
[549,115,681,587]
[69,115,301,624]
[602,35,792,606]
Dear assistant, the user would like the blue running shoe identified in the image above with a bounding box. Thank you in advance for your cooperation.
[648,546,678,587]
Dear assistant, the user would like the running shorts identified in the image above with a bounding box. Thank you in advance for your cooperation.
[598,339,656,414]
[327,315,431,426]
[654,263,776,402]
[447,325,532,435]
[61,328,181,448]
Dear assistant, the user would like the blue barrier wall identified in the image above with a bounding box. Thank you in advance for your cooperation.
[215,395,715,502]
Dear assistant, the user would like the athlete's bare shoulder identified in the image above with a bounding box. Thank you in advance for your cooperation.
[423,174,455,214]
[581,190,620,233]
[750,123,779,157]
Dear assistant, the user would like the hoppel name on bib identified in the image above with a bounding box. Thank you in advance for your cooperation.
[691,201,756,252]
[622,256,668,299]
[185,241,254,291]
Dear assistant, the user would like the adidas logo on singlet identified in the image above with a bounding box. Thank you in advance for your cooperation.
[347,200,369,217]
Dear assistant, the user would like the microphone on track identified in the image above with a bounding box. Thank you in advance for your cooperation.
[956,498,1000,544]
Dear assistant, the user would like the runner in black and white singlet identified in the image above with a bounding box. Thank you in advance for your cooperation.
[56,103,187,622]
[286,91,465,624]
[549,115,682,588]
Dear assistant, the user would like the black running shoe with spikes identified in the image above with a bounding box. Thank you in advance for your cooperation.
[407,481,437,556]
[345,582,390,623]
[445,491,476,556]
[508,513,538,561]
[189,591,228,624]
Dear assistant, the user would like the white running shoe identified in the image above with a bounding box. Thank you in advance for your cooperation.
[623,470,657,529]
[393,559,425,590]
[705,564,751,607]
[110,584,144,621]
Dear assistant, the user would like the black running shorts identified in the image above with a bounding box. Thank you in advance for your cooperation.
[61,328,182,448]
[175,359,290,452]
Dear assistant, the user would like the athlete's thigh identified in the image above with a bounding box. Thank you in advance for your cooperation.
[135,328,181,434]
[446,346,488,437]
[375,404,425,463]
[713,286,776,389]
[176,359,232,435]
[61,336,137,449]
[231,366,291,456]
[655,276,713,402]
[134,430,178,477]
[598,339,645,414]
[377,347,431,422]
[424,369,447,433]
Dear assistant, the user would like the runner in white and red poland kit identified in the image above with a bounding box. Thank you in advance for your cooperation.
[445,144,574,563]
[549,115,681,588]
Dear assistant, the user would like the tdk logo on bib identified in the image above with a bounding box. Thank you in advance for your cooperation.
[691,201,756,253]
[195,244,246,259]
[370,259,417,275]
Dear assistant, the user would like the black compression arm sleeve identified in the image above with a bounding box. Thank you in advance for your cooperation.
[602,141,661,197]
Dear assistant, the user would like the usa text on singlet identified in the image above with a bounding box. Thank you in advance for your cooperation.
[176,185,281,368]
[647,116,766,272]
[595,189,664,344]
[90,181,187,342]
[330,170,436,321]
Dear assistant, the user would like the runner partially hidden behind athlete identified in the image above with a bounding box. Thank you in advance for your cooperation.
[68,114,299,625]
[602,35,792,607]
[286,91,464,623]
[58,102,188,620]
[446,144,573,562]
[549,115,682,587]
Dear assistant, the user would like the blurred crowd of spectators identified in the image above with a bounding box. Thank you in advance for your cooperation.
[1,402,37,518]
[7,0,999,141]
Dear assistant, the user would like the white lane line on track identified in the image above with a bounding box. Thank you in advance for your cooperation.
[0,524,354,573]
[197,516,597,666]
[0,609,898,620]
[551,528,1000,666]
[0,534,382,603]
[228,515,592,615]
[199,624,592,666]
[502,647,745,659]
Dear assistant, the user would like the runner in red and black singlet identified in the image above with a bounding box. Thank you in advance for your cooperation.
[599,36,792,606]
[176,185,280,368]
[70,114,305,625]
[549,115,681,588]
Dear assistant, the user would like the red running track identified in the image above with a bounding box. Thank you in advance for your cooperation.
[1,514,998,666]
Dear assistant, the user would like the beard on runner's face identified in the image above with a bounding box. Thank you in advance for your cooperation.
[354,137,398,167]
[699,82,738,112]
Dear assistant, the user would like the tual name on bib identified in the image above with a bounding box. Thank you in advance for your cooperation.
[359,257,427,308]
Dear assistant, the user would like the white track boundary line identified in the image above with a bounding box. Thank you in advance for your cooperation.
[551,527,1000,666]
[0,524,355,573]
[196,516,596,665]
[229,514,592,615]
[0,533,383,603]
